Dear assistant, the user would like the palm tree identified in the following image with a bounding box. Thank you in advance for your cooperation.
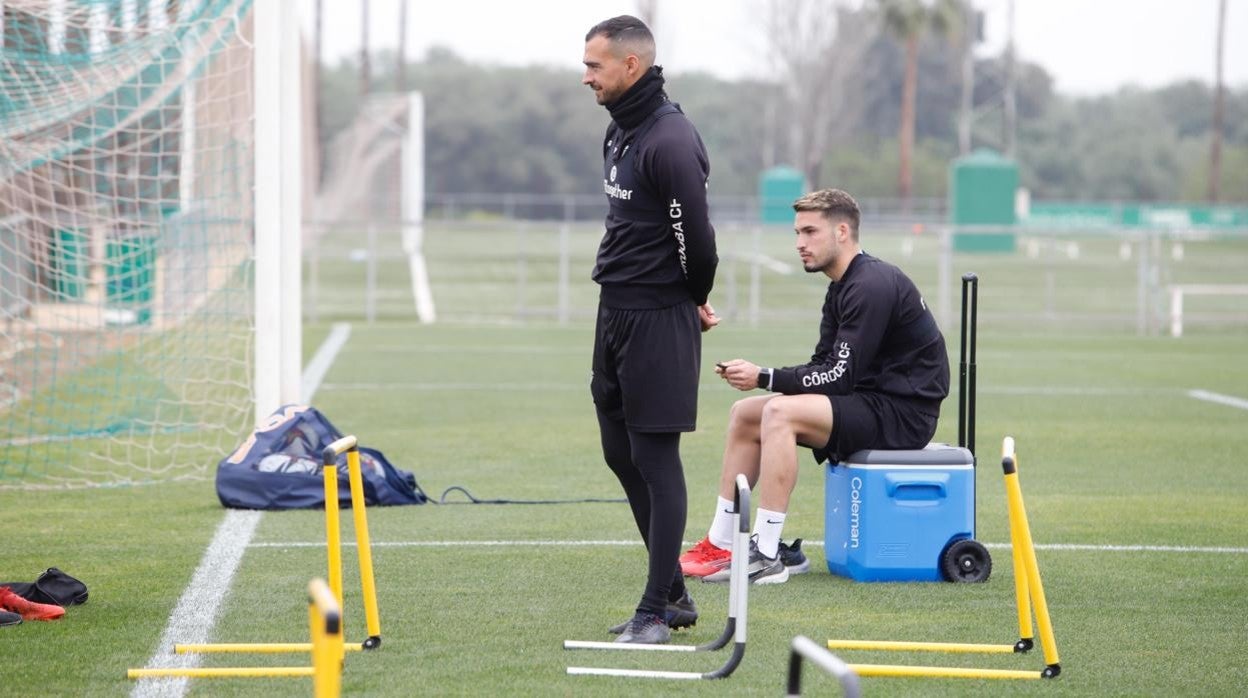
[359,0,371,99]
[1209,0,1227,203]
[764,1,877,187]
[877,0,962,208]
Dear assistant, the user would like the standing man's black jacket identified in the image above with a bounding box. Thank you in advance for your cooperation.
[769,252,949,414]
[594,67,717,309]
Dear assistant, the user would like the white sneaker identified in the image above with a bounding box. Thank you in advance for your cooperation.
[701,535,790,585]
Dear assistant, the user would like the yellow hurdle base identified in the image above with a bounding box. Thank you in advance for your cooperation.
[828,639,1020,654]
[127,667,315,679]
[175,642,364,654]
[849,663,1043,680]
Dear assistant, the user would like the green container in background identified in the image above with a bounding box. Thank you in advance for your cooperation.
[759,166,806,224]
[948,149,1017,253]
[53,228,89,300]
[107,236,157,325]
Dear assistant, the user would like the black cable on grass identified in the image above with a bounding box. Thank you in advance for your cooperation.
[436,485,626,505]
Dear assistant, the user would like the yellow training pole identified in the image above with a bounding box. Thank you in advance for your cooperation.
[322,436,358,662]
[827,639,1015,654]
[848,664,1043,680]
[818,439,1063,682]
[129,581,348,683]
[1002,438,1060,671]
[175,642,363,654]
[127,667,314,679]
[345,447,382,647]
[168,437,380,658]
[309,578,343,698]
[1004,438,1035,652]
[324,461,344,608]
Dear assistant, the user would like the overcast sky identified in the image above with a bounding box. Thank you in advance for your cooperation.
[305,0,1246,96]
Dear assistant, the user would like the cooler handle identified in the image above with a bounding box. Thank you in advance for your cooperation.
[884,473,949,503]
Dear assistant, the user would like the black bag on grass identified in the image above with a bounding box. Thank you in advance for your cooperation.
[216,404,427,510]
[0,568,88,606]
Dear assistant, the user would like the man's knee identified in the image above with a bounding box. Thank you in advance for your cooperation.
[759,397,798,436]
[726,397,763,436]
[760,394,832,447]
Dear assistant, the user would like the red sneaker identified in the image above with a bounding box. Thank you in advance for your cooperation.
[679,537,732,577]
[0,587,65,621]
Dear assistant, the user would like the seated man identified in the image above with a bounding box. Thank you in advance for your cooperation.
[680,188,950,584]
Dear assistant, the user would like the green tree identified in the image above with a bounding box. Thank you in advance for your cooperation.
[877,0,962,207]
[312,39,1246,209]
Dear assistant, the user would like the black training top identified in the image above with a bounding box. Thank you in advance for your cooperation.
[593,101,718,309]
[769,252,949,413]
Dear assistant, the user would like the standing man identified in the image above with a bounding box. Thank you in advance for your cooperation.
[582,15,718,644]
[680,189,949,584]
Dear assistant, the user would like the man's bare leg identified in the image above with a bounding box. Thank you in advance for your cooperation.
[717,394,776,499]
[756,394,834,512]
[681,395,779,567]
[745,394,834,561]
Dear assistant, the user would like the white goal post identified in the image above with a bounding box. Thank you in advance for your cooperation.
[254,0,304,420]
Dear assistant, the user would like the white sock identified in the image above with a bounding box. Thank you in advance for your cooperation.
[707,496,736,549]
[754,508,786,559]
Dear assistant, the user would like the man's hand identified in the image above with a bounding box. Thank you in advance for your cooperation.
[698,303,719,332]
[715,359,762,391]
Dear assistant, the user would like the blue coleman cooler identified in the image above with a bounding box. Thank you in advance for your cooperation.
[824,445,981,582]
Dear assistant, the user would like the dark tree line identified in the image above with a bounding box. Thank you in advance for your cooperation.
[316,30,1247,204]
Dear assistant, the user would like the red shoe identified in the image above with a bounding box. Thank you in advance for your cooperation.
[679,537,732,577]
[0,587,65,621]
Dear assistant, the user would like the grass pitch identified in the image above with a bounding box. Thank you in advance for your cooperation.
[3,315,1247,696]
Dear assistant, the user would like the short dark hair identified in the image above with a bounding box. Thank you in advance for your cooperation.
[793,189,861,240]
[585,15,656,66]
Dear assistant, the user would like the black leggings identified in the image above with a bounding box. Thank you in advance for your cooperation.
[597,409,688,616]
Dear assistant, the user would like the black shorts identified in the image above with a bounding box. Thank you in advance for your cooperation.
[590,300,701,432]
[814,392,940,463]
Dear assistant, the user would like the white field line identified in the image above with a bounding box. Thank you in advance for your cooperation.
[353,344,586,355]
[1188,389,1248,411]
[321,381,584,391]
[981,386,1174,396]
[317,383,1186,395]
[732,251,793,275]
[132,325,349,698]
[301,323,352,401]
[130,510,262,698]
[248,539,1248,555]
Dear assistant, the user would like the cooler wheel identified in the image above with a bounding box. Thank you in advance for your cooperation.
[941,539,992,583]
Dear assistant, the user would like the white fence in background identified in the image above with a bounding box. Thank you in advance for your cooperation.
[1169,284,1248,337]
[305,218,1248,337]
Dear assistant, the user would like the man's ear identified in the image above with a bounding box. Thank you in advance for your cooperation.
[625,53,641,75]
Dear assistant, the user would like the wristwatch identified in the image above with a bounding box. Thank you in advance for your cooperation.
[757,367,773,391]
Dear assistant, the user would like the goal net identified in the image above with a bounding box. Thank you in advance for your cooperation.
[1,0,256,488]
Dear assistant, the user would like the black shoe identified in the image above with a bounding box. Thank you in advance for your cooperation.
[664,588,698,629]
[607,590,698,634]
[779,538,811,574]
[0,610,20,627]
[614,612,671,644]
